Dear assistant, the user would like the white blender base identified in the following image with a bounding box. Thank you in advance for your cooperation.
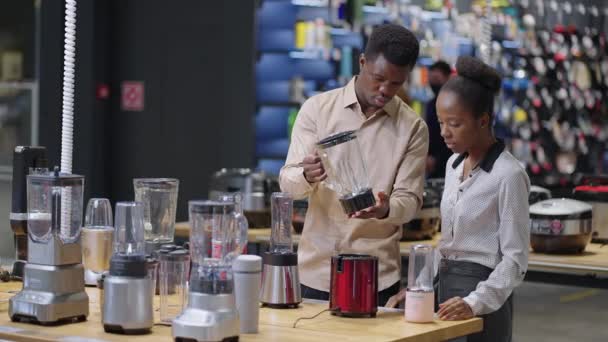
[172,292,239,342]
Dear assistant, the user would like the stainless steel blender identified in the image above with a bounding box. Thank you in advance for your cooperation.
[103,201,153,334]
[173,200,240,342]
[9,167,89,324]
[260,192,301,308]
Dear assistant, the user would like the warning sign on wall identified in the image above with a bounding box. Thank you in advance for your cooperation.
[121,81,144,111]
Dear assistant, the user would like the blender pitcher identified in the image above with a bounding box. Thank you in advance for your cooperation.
[405,244,435,323]
[316,130,376,215]
[216,192,249,255]
[27,168,85,245]
[270,192,293,253]
[133,178,179,252]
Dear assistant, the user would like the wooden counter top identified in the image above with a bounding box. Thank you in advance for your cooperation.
[0,282,481,342]
[175,222,608,277]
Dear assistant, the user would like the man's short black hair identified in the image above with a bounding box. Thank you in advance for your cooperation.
[429,60,452,76]
[364,24,419,68]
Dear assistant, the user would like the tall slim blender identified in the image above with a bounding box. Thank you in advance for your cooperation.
[9,167,89,324]
[260,192,301,308]
[103,202,154,334]
[173,200,240,342]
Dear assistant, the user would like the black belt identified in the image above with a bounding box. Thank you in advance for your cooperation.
[439,258,493,279]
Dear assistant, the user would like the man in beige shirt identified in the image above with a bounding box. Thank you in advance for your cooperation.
[279,24,428,305]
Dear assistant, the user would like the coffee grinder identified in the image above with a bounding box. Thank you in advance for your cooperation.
[9,146,47,279]
[9,167,89,324]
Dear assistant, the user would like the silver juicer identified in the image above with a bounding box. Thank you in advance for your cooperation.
[9,167,89,324]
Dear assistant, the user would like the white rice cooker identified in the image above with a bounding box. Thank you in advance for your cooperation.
[530,198,593,254]
[574,185,608,243]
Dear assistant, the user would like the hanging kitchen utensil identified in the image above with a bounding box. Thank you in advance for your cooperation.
[570,60,592,90]
[556,151,577,174]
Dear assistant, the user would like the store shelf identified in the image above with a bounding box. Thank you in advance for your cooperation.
[0,81,37,91]
[256,80,316,103]
[291,0,327,8]
[254,0,392,165]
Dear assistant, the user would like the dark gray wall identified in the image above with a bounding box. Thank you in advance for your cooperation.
[38,0,105,203]
[38,0,256,222]
[0,0,35,79]
[106,0,256,220]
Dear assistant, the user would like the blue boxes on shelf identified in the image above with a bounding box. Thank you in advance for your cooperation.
[257,158,286,176]
[256,106,291,141]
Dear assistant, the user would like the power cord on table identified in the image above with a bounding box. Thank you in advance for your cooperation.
[292,308,331,328]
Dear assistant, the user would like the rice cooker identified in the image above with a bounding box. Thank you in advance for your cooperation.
[208,168,280,227]
[574,185,608,243]
[530,198,593,254]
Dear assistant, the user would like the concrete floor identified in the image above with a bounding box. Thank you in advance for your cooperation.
[513,281,608,342]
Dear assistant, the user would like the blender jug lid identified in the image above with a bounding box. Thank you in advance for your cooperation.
[317,130,358,149]
[27,166,83,186]
[163,249,189,261]
[189,200,235,214]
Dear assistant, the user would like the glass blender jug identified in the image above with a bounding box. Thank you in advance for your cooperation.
[405,244,435,323]
[216,192,249,255]
[172,200,239,342]
[27,168,84,245]
[133,178,179,252]
[82,198,114,285]
[9,167,89,324]
[316,130,376,215]
[103,201,153,334]
[270,192,293,253]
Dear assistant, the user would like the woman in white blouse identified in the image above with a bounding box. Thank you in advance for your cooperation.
[388,56,530,342]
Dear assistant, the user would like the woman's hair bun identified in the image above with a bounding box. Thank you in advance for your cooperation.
[455,56,502,93]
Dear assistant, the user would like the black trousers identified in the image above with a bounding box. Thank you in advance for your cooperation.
[437,259,514,342]
[301,281,401,307]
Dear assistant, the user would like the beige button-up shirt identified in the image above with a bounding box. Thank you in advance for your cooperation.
[279,77,429,291]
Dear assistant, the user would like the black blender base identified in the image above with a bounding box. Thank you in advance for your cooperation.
[11,314,87,326]
[11,260,26,280]
[104,324,151,335]
[339,188,376,216]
